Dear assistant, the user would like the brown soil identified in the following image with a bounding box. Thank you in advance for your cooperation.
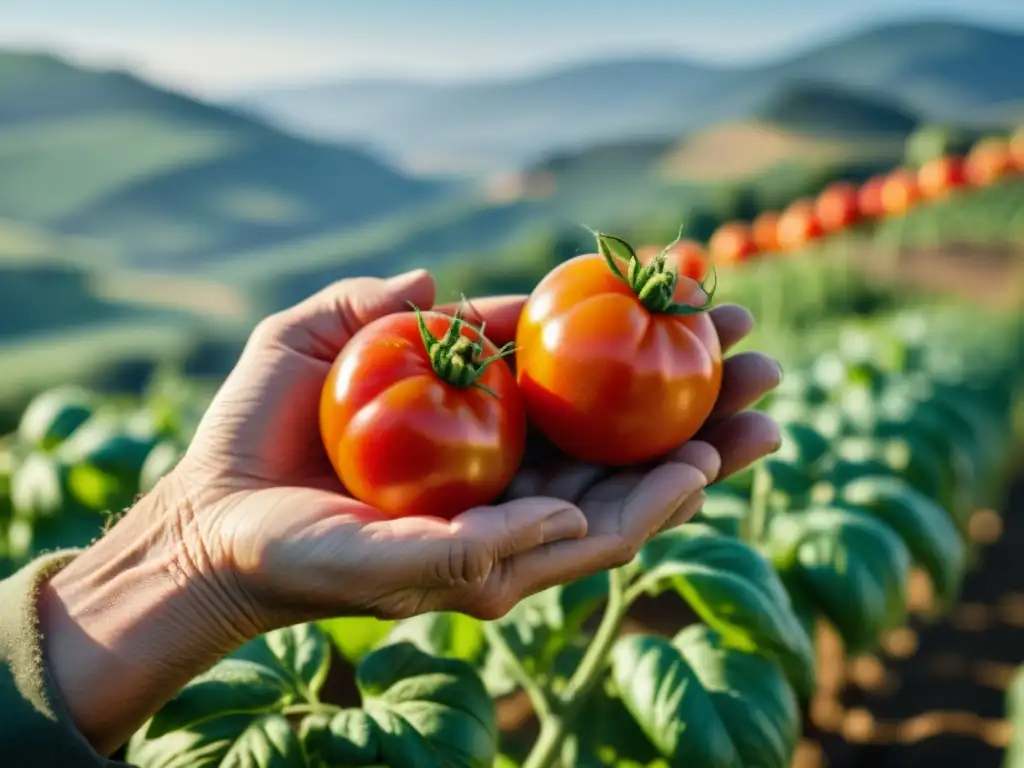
[796,473,1024,767]
[858,243,1024,310]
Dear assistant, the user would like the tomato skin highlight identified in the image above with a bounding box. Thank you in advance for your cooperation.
[320,311,526,519]
[515,253,723,466]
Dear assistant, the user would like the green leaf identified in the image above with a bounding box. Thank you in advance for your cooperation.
[17,386,95,450]
[830,433,950,507]
[773,422,831,470]
[318,616,395,665]
[482,575,608,691]
[139,441,184,494]
[693,487,748,538]
[129,713,307,768]
[836,476,964,606]
[676,625,799,768]
[67,462,126,512]
[232,623,331,701]
[384,612,485,664]
[57,414,157,479]
[146,660,295,738]
[353,641,497,768]
[610,627,799,768]
[768,507,911,654]
[10,451,66,518]
[557,644,660,767]
[132,631,495,767]
[1004,667,1024,768]
[637,524,815,699]
[301,710,381,765]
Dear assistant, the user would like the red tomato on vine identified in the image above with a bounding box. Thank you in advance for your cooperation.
[320,306,526,519]
[515,232,723,466]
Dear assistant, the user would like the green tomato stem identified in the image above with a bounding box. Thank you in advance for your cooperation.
[743,462,774,545]
[482,621,556,722]
[591,228,718,315]
[522,566,629,768]
[412,302,515,396]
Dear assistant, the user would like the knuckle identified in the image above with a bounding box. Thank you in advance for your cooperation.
[433,539,492,588]
[465,590,515,621]
[249,313,287,347]
[610,536,639,567]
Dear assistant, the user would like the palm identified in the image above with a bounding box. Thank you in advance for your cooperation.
[182,273,781,630]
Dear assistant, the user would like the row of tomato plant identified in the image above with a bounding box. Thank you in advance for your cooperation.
[1,299,1020,767]
[639,125,1024,278]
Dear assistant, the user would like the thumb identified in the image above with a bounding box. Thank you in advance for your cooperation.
[409,498,587,590]
[256,269,437,359]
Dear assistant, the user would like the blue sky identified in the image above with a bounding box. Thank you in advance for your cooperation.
[2,0,1023,95]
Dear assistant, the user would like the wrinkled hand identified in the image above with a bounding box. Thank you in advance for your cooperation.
[173,269,782,639]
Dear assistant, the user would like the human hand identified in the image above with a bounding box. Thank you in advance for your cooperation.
[39,269,780,754]
[170,268,781,635]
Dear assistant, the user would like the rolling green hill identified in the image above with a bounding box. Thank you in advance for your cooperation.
[0,52,446,269]
[232,19,1024,175]
[756,82,920,138]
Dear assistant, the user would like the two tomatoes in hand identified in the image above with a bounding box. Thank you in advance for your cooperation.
[319,233,723,520]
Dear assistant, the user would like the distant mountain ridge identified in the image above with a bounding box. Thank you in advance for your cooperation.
[0,51,445,268]
[232,18,1024,175]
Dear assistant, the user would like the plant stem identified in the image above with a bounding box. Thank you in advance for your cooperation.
[482,621,555,722]
[522,566,629,768]
[744,462,773,545]
[281,702,341,717]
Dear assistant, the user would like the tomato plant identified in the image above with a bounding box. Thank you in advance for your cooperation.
[320,306,525,519]
[515,231,722,466]
[2,255,1022,768]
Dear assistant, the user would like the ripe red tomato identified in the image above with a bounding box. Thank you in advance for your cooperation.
[777,199,824,251]
[857,175,887,219]
[709,222,758,265]
[1011,128,1024,172]
[880,168,920,215]
[918,155,967,199]
[320,307,526,519]
[515,232,723,466]
[965,137,1015,187]
[752,211,782,253]
[815,182,861,232]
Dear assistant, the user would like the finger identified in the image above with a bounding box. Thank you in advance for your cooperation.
[252,269,436,360]
[363,497,586,594]
[698,411,781,480]
[434,295,527,346]
[504,462,707,597]
[505,459,606,502]
[657,490,708,533]
[708,352,782,422]
[664,440,721,485]
[709,304,754,353]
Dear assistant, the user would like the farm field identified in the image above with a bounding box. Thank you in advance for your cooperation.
[1,12,1024,768]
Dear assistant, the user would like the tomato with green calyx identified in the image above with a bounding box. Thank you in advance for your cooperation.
[320,305,526,520]
[515,231,723,466]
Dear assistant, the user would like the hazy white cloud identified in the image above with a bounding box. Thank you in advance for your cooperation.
[0,24,395,95]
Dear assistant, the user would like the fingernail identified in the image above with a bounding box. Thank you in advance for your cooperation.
[386,269,430,294]
[543,508,587,542]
